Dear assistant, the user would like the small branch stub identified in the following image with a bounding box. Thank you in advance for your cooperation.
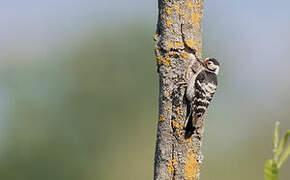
[154,0,205,180]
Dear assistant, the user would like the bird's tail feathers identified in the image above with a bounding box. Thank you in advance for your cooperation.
[184,109,196,139]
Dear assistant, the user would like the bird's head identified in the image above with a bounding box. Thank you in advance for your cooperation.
[204,58,220,75]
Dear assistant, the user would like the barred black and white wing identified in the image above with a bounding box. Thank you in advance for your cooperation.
[194,71,217,118]
[185,70,217,139]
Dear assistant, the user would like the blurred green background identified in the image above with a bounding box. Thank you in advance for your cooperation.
[0,0,290,180]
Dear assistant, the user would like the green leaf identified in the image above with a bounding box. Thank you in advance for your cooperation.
[264,160,278,180]
[276,130,290,159]
[273,122,280,160]
[278,144,290,169]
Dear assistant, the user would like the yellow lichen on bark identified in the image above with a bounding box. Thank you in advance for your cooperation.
[166,7,172,15]
[190,12,202,27]
[165,105,169,111]
[172,121,180,128]
[154,32,159,41]
[196,41,202,57]
[168,40,185,49]
[168,163,174,175]
[171,51,180,58]
[168,41,174,49]
[174,41,184,48]
[181,11,188,21]
[156,55,162,65]
[194,41,201,57]
[163,56,171,67]
[154,45,159,52]
[177,107,181,114]
[164,91,171,98]
[195,0,202,9]
[186,0,195,9]
[168,158,178,175]
[159,115,165,121]
[185,152,199,180]
[173,3,180,14]
[172,121,184,129]
[166,19,172,27]
[185,39,194,49]
[184,40,202,57]
[183,136,192,143]
[183,52,189,59]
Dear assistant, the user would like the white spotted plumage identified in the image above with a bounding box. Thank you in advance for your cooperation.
[184,58,220,139]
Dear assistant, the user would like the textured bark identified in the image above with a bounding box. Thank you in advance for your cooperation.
[154,0,204,180]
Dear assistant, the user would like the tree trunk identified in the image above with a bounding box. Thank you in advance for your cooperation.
[154,0,204,180]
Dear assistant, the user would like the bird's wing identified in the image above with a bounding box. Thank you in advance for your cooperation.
[193,71,217,121]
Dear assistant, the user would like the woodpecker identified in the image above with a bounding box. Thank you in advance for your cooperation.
[184,57,220,139]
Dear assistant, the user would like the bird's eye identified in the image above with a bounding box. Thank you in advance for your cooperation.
[207,61,212,65]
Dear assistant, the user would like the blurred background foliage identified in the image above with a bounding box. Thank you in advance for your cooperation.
[0,0,290,180]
